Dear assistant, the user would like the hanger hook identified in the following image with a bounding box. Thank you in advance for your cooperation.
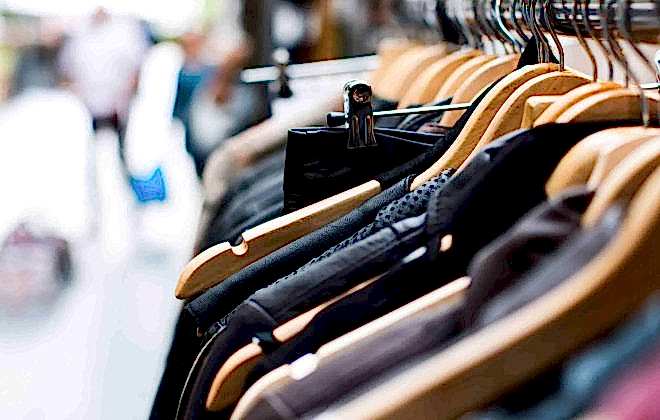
[523,0,542,61]
[617,0,660,83]
[600,0,630,85]
[616,0,655,125]
[564,0,598,80]
[542,0,565,70]
[494,0,522,51]
[582,0,614,80]
[510,0,531,46]
[449,0,472,47]
[533,0,551,61]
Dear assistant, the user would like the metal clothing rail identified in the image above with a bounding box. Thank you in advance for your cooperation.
[240,55,379,84]
[549,0,660,40]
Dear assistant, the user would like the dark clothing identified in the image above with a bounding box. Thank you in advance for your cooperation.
[246,199,622,420]
[199,151,285,251]
[187,176,414,329]
[283,127,444,213]
[177,121,624,420]
[184,80,496,330]
[242,188,595,391]
[151,81,504,420]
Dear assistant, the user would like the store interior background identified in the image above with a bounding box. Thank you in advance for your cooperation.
[0,1,657,419]
[0,1,383,418]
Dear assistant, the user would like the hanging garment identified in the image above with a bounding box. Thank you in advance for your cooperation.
[175,121,631,420]
[247,204,623,420]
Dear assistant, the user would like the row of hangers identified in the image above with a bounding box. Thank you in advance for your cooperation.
[176,0,659,416]
[177,0,659,300]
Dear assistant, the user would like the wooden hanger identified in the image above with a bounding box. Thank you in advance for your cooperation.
[410,63,560,190]
[587,130,660,187]
[398,49,483,108]
[545,127,658,197]
[533,82,621,125]
[457,70,592,170]
[520,96,561,129]
[555,88,660,123]
[206,278,379,412]
[376,44,453,101]
[228,277,471,419]
[176,181,381,298]
[434,54,497,99]
[438,54,520,127]
[583,139,660,225]
[319,158,660,420]
[371,39,421,95]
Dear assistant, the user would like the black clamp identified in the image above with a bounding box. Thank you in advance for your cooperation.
[272,48,293,98]
[327,80,377,149]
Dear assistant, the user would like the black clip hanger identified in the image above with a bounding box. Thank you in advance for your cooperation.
[342,80,378,149]
[326,81,472,145]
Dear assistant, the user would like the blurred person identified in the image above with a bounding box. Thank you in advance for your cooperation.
[58,8,149,175]
[172,11,256,177]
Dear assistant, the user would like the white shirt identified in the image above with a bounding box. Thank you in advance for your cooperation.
[59,17,148,118]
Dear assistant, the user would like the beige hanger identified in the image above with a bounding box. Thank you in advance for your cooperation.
[583,139,660,225]
[587,130,660,187]
[438,54,520,127]
[376,44,453,101]
[465,70,591,156]
[371,39,421,95]
[521,96,561,129]
[545,127,658,198]
[176,180,381,298]
[533,82,621,126]
[556,88,660,123]
[434,54,497,99]
[206,278,378,412]
[410,63,560,190]
[229,277,471,420]
[398,49,483,108]
[370,45,426,99]
[318,159,660,420]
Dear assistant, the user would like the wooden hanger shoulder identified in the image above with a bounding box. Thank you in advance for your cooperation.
[521,95,561,129]
[324,166,660,420]
[583,138,660,225]
[438,54,519,127]
[587,128,660,188]
[435,54,496,100]
[206,279,377,412]
[556,88,660,123]
[545,127,650,197]
[371,45,427,99]
[230,365,292,420]
[377,44,452,101]
[228,277,469,420]
[410,63,559,190]
[176,180,381,299]
[533,82,621,125]
[398,49,482,108]
[371,39,420,93]
[472,70,591,150]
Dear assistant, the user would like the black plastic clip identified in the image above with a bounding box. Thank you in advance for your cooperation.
[341,80,377,149]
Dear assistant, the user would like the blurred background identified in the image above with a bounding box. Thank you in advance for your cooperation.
[0,1,392,418]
